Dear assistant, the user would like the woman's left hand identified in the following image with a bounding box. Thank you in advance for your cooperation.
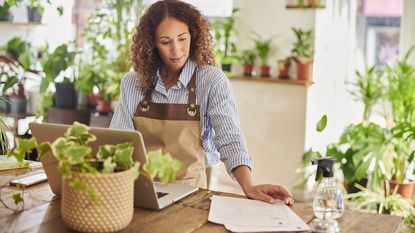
[243,184,294,206]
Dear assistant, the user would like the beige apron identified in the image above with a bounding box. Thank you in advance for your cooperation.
[133,71,207,188]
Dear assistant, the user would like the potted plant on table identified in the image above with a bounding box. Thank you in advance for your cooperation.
[291,28,314,81]
[253,33,275,77]
[240,49,256,77]
[7,122,182,232]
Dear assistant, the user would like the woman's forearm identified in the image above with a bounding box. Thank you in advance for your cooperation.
[232,165,254,194]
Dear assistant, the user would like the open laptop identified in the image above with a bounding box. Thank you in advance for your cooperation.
[29,122,198,210]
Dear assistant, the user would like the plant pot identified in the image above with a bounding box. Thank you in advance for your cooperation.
[343,178,368,194]
[88,93,100,107]
[96,99,112,113]
[0,96,10,113]
[0,9,13,21]
[27,6,42,22]
[296,61,313,80]
[260,65,271,77]
[55,82,77,109]
[278,61,291,79]
[221,63,232,72]
[62,169,134,232]
[9,97,27,114]
[243,64,254,77]
[388,180,415,199]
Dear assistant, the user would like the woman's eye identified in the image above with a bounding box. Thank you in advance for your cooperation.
[160,41,170,45]
[179,38,187,42]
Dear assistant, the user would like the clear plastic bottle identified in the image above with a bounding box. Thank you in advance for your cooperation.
[313,177,344,220]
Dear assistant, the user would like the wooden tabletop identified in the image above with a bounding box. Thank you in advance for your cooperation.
[0,170,404,233]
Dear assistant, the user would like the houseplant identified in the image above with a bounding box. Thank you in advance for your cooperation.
[291,28,313,80]
[253,33,274,77]
[212,8,240,73]
[39,43,77,109]
[0,0,23,21]
[26,0,64,22]
[7,122,182,232]
[278,57,291,79]
[240,48,256,77]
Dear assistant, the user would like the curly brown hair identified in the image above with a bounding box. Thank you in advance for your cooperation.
[130,0,216,90]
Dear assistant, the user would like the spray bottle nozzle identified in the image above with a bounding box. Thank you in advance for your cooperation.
[311,157,335,181]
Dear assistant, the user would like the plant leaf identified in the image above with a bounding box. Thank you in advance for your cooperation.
[316,114,327,132]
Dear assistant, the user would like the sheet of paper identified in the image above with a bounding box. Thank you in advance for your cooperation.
[208,195,310,232]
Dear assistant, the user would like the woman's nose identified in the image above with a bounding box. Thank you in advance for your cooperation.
[171,41,179,55]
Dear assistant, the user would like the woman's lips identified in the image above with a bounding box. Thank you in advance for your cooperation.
[170,56,183,63]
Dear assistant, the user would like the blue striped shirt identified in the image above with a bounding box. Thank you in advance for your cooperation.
[110,59,253,176]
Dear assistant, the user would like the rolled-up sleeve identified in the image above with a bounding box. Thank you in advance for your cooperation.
[207,75,254,177]
[109,75,135,131]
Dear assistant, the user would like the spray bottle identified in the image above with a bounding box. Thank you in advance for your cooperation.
[309,157,344,233]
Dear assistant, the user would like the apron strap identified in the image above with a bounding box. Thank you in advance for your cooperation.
[186,70,197,117]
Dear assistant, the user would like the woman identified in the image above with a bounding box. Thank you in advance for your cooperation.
[110,0,293,205]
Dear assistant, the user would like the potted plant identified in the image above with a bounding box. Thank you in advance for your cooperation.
[278,57,291,79]
[9,81,27,114]
[0,0,23,21]
[291,28,313,80]
[240,49,256,77]
[39,44,77,109]
[347,184,415,227]
[253,33,274,77]
[26,0,64,22]
[212,8,240,73]
[382,46,415,198]
[7,122,182,232]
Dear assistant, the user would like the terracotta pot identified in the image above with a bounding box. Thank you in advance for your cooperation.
[243,64,254,76]
[278,61,291,79]
[88,93,100,107]
[388,180,415,199]
[96,99,112,113]
[260,65,270,77]
[297,62,313,80]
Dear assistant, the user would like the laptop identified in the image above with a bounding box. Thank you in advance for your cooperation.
[29,122,198,210]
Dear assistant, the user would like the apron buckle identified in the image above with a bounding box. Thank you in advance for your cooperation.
[186,107,197,117]
[140,105,150,112]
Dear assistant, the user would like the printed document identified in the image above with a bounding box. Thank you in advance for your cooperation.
[208,195,310,232]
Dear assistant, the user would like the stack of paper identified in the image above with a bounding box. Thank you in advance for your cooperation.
[208,195,310,232]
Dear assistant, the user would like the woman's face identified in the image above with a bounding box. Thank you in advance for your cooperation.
[155,17,191,73]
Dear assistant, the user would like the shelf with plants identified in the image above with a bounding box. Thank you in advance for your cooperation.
[0,21,43,26]
[229,75,313,87]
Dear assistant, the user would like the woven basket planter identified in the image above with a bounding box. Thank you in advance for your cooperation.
[62,168,134,232]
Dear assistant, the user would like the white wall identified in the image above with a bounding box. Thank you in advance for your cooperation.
[400,0,415,63]
[1,0,75,49]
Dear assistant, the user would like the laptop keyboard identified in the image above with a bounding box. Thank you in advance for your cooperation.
[157,191,169,199]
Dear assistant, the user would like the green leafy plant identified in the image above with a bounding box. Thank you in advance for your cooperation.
[347,184,415,227]
[6,122,182,206]
[240,49,256,65]
[0,0,24,18]
[351,65,384,122]
[327,123,394,191]
[27,0,64,16]
[291,28,313,63]
[253,33,274,66]
[39,44,76,93]
[212,8,240,66]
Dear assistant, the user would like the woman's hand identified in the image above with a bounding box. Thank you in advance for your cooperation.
[244,184,294,206]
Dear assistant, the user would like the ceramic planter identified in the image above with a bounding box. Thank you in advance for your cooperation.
[296,61,313,80]
[9,97,27,114]
[388,180,415,199]
[260,65,271,77]
[55,82,77,109]
[243,64,254,76]
[96,99,112,113]
[27,6,42,22]
[62,169,134,232]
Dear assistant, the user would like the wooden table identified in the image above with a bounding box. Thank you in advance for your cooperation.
[0,171,404,233]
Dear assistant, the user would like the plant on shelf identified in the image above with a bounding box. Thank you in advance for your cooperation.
[278,57,291,79]
[0,0,23,21]
[291,28,313,80]
[240,48,256,77]
[253,33,275,77]
[26,0,64,22]
[212,8,240,73]
[7,122,182,232]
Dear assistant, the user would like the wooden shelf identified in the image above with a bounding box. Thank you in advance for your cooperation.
[286,5,325,9]
[0,21,43,26]
[229,76,313,87]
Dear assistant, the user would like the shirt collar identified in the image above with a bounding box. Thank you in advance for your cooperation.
[155,59,197,89]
